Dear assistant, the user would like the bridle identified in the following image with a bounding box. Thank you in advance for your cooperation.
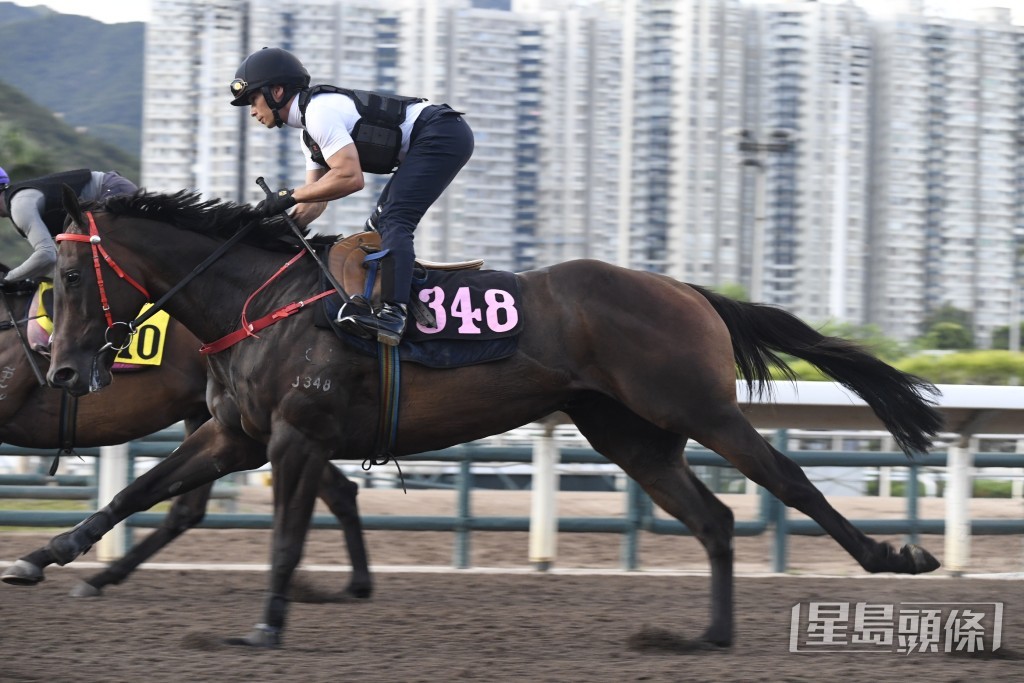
[55,211,150,354]
[56,208,264,357]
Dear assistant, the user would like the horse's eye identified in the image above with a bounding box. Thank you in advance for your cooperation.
[64,270,81,286]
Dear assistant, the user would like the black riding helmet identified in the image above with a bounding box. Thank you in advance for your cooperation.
[229,47,310,127]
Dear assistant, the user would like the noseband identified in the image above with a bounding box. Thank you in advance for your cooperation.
[56,211,151,353]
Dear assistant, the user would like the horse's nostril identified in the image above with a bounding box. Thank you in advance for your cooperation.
[50,367,77,386]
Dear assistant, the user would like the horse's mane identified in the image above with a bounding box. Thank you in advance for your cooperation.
[98,190,261,237]
[87,190,303,251]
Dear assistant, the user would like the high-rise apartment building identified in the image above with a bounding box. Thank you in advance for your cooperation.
[142,0,1024,345]
[398,0,528,269]
[145,0,621,271]
[745,1,872,323]
[143,0,247,198]
[869,7,1024,345]
[517,1,622,268]
[597,0,746,284]
[145,0,398,235]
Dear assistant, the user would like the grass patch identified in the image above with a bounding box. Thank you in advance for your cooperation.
[865,479,1016,498]
[0,499,90,532]
[0,499,172,531]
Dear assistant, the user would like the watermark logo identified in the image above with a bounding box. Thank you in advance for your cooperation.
[789,601,1003,654]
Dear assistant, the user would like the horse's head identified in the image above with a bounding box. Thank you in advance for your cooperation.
[47,185,150,396]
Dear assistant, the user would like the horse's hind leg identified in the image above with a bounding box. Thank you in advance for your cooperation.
[692,404,939,575]
[568,397,735,647]
[317,464,373,598]
[226,424,325,648]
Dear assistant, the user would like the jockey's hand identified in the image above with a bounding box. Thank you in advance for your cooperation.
[256,188,296,217]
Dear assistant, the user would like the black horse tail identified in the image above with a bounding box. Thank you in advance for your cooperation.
[689,284,943,456]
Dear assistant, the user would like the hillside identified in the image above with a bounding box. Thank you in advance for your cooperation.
[0,1,43,24]
[0,79,140,268]
[0,2,144,156]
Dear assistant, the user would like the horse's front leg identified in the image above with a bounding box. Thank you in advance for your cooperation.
[71,413,216,597]
[70,483,215,597]
[226,424,326,648]
[2,419,265,586]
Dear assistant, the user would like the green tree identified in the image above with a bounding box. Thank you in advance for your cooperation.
[0,125,57,266]
[714,282,748,302]
[0,124,57,179]
[990,323,1024,351]
[817,321,907,362]
[914,304,975,350]
[920,321,974,350]
[918,303,973,333]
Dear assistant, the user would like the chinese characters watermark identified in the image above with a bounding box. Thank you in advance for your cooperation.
[789,601,1003,654]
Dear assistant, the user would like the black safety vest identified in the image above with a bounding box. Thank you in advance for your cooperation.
[3,168,92,236]
[298,85,425,175]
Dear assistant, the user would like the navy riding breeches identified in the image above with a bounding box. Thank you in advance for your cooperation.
[374,104,474,304]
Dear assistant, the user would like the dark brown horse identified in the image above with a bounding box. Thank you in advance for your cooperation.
[0,270,371,598]
[25,188,942,648]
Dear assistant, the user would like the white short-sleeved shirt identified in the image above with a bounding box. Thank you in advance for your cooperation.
[284,92,430,172]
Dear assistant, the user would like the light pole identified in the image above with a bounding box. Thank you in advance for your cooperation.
[1011,131,1024,352]
[1011,245,1023,352]
[731,129,796,303]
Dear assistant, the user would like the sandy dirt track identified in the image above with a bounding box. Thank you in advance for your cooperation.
[2,490,1023,682]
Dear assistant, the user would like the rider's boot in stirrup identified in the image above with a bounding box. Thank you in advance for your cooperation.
[338,302,407,346]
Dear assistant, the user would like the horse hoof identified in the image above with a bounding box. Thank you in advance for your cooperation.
[223,624,281,648]
[1,559,46,586]
[902,544,940,574]
[69,580,103,598]
[700,627,733,648]
[345,583,373,600]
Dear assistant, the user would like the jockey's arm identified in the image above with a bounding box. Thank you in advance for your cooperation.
[3,192,56,282]
[290,144,365,229]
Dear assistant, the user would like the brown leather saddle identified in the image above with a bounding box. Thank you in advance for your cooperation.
[327,231,483,309]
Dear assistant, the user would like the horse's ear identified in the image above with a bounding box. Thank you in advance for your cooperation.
[61,183,85,228]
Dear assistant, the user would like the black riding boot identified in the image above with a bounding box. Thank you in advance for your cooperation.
[338,303,407,346]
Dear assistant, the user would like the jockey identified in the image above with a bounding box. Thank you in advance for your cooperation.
[0,167,137,282]
[229,47,474,347]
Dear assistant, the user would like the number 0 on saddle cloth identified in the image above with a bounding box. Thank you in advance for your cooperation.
[28,282,171,368]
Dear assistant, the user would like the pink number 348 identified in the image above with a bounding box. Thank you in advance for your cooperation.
[416,287,519,335]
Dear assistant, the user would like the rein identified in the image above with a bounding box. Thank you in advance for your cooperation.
[199,250,333,354]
